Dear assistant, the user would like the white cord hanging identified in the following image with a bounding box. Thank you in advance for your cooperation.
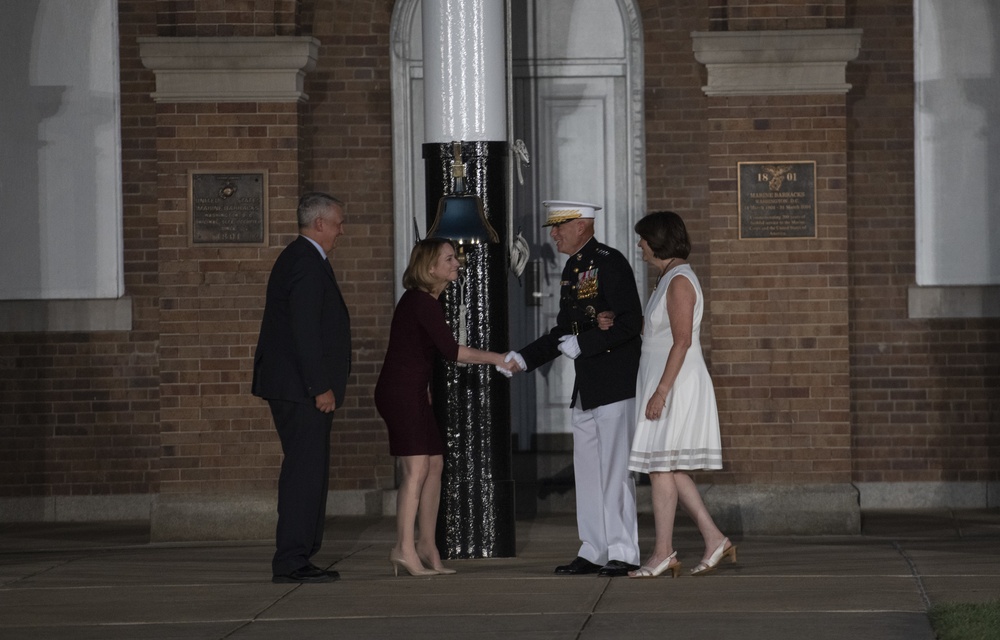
[457,273,468,347]
[507,140,531,278]
[509,227,530,278]
[512,139,530,186]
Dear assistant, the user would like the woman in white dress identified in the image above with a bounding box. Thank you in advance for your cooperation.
[607,211,736,578]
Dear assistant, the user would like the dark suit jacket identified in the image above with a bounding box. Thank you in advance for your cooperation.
[252,236,352,406]
[519,237,641,411]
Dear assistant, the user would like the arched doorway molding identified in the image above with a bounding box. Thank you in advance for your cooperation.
[389,0,646,300]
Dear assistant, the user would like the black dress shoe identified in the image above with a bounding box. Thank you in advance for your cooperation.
[598,560,640,577]
[272,565,339,584]
[308,564,341,580]
[554,556,602,575]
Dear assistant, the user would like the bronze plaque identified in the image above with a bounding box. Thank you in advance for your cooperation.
[189,171,268,246]
[738,161,816,239]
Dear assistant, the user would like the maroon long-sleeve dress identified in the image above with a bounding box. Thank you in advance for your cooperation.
[375,289,460,456]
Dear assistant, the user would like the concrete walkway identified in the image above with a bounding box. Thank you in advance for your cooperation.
[1,510,998,639]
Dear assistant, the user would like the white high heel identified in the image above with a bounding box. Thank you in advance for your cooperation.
[690,538,736,576]
[389,550,438,577]
[628,551,681,579]
[419,554,457,575]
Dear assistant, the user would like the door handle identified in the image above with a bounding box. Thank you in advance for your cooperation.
[525,260,547,307]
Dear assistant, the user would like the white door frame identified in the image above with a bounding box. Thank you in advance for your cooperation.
[389,0,646,447]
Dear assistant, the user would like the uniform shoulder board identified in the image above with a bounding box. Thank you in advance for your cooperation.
[596,247,611,257]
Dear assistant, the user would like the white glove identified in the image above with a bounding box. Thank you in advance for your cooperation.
[504,351,527,370]
[494,365,513,378]
[558,335,581,359]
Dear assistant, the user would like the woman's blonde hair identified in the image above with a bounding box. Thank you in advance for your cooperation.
[402,237,454,292]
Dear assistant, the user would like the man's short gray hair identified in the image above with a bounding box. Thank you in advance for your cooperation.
[297,192,344,228]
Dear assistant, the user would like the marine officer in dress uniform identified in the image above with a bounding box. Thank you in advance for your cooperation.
[506,200,642,577]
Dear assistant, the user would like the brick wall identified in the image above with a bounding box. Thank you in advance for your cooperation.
[302,0,396,491]
[638,1,718,446]
[706,94,852,484]
[1,0,995,517]
[640,0,711,283]
[148,0,396,497]
[155,0,299,36]
[154,101,303,495]
[0,0,161,500]
[0,333,160,497]
[709,0,846,30]
[846,2,1000,484]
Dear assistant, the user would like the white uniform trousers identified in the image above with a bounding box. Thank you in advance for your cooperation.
[571,398,640,566]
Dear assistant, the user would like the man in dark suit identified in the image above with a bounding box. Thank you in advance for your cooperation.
[253,192,352,584]
[506,200,642,577]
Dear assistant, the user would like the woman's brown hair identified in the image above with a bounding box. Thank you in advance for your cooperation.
[634,211,691,260]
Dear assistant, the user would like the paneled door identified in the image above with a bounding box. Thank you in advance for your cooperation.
[508,74,630,448]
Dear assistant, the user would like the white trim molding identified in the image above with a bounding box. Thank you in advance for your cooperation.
[908,285,1000,319]
[137,36,320,103]
[691,29,863,96]
[857,481,1000,510]
[0,297,132,332]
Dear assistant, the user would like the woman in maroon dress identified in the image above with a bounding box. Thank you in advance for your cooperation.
[375,238,518,576]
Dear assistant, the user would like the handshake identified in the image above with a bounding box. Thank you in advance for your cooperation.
[494,351,525,378]
[494,334,584,378]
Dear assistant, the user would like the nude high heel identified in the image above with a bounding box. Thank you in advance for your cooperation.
[389,550,438,577]
[628,551,681,579]
[418,552,456,575]
[690,538,737,576]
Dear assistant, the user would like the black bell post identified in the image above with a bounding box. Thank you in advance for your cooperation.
[425,140,514,559]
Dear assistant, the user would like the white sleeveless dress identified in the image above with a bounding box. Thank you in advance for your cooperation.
[628,264,722,473]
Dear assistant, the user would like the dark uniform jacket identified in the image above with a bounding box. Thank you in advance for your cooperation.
[519,236,641,410]
[252,235,352,406]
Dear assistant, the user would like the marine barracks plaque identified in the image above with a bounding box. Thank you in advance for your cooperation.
[189,171,268,246]
[738,161,816,239]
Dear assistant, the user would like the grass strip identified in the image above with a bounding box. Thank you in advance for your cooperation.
[928,600,1000,640]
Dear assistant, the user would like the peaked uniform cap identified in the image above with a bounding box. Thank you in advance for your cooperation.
[541,200,602,227]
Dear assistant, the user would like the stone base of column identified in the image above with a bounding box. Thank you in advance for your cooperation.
[149,490,384,542]
[150,493,276,541]
[700,483,861,535]
[517,481,859,535]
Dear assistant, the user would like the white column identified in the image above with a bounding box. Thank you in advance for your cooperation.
[421,0,506,142]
